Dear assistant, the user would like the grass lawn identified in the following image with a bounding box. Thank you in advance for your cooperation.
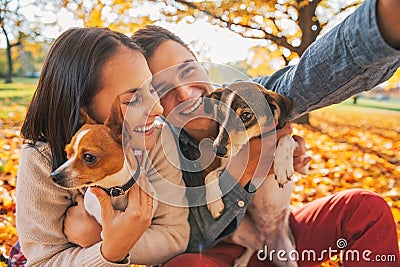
[0,77,38,119]
[342,97,400,112]
[1,78,399,116]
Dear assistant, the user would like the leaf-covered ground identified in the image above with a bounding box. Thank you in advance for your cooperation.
[293,105,400,266]
[0,100,399,266]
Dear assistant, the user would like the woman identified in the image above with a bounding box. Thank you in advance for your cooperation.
[16,27,189,266]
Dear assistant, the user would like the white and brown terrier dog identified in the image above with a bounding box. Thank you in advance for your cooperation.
[204,81,309,267]
[51,96,156,225]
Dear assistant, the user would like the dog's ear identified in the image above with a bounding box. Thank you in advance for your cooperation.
[105,95,124,145]
[258,84,293,128]
[79,108,97,125]
[204,88,224,114]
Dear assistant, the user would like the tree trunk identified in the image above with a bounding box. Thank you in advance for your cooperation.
[5,43,13,83]
[2,25,13,84]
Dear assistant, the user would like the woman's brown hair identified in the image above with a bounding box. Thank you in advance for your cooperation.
[21,27,142,170]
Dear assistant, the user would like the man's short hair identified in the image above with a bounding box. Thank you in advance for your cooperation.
[132,25,197,60]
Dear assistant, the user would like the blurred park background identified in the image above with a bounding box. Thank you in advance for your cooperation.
[1,0,399,266]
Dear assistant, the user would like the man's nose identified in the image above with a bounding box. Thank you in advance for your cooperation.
[175,84,192,101]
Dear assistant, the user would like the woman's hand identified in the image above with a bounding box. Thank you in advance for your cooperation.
[91,174,153,263]
[64,194,102,247]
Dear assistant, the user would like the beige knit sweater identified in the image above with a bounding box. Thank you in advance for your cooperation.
[16,124,189,266]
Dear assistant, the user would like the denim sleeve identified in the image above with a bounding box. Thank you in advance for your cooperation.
[254,0,400,119]
[186,171,254,252]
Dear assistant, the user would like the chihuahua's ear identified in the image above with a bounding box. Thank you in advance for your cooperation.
[258,84,293,128]
[204,88,224,114]
[105,95,124,145]
[79,108,97,125]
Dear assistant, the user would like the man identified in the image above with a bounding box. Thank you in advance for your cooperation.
[132,0,399,266]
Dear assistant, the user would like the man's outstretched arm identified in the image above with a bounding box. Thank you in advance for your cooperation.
[254,0,400,119]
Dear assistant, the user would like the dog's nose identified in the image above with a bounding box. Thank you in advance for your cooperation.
[213,145,227,157]
[51,171,66,183]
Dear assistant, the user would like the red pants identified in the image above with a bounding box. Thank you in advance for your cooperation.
[162,189,399,267]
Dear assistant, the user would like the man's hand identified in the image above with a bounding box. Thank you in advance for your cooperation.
[292,135,311,174]
[226,122,292,186]
[226,122,311,187]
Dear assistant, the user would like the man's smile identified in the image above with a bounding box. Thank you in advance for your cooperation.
[179,97,203,115]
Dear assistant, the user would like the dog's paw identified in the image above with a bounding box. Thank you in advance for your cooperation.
[232,259,249,267]
[269,225,298,267]
[84,189,102,225]
[205,168,225,218]
[274,259,298,267]
[274,135,297,188]
[274,159,295,188]
[274,167,294,188]
[207,199,225,219]
[232,249,254,267]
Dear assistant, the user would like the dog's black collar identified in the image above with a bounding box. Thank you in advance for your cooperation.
[101,156,141,197]
[259,122,286,138]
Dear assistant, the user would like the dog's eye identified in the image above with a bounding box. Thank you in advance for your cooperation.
[241,112,253,122]
[83,153,97,164]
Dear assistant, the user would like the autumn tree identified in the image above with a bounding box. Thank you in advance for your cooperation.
[161,0,360,64]
[159,0,362,123]
[60,0,361,67]
[0,0,23,83]
[60,0,363,123]
[0,0,59,83]
[61,0,154,33]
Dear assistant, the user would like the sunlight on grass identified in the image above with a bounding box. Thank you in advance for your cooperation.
[342,97,400,111]
[0,78,37,119]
